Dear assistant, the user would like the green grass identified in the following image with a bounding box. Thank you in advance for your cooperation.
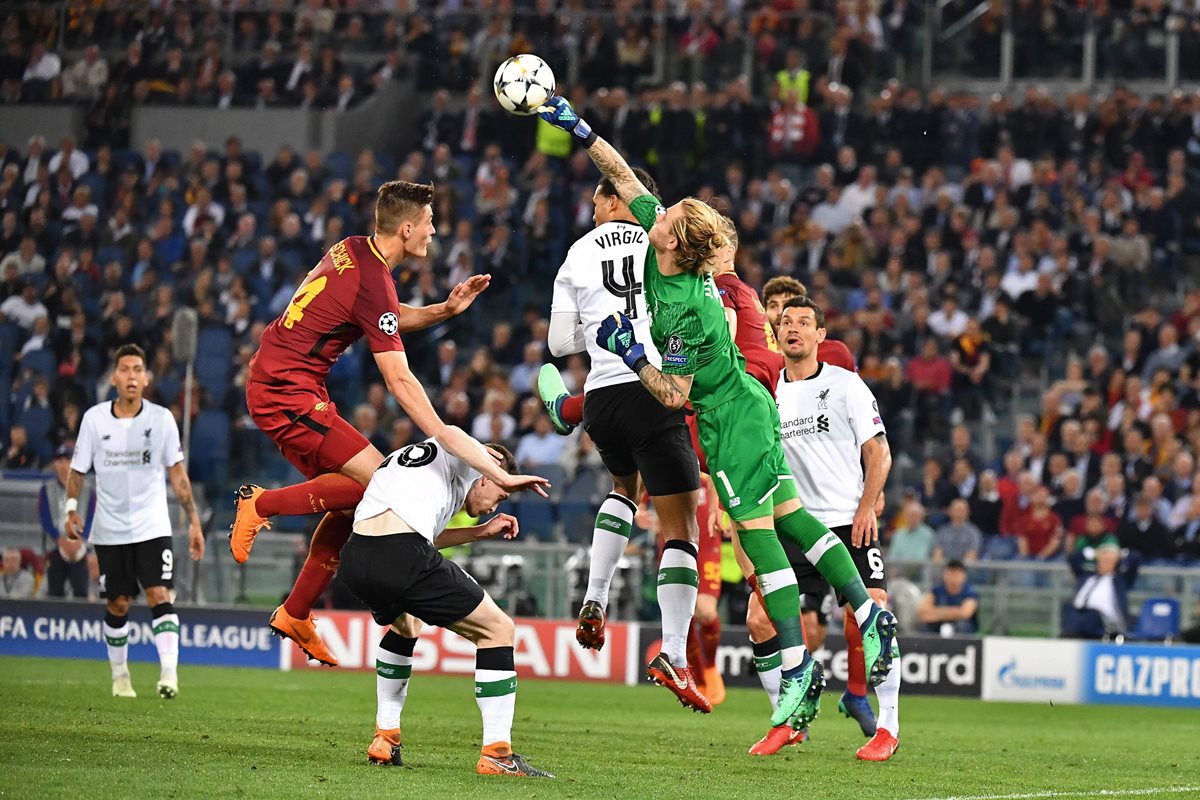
[2,656,1198,800]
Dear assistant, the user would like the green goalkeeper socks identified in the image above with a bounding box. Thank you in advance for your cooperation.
[737,528,806,656]
[775,508,871,610]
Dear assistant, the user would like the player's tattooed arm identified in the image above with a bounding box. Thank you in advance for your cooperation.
[586,136,652,205]
[168,462,206,560]
[167,463,200,524]
[635,362,692,411]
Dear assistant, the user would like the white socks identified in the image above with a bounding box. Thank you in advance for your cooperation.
[585,493,635,609]
[657,541,699,665]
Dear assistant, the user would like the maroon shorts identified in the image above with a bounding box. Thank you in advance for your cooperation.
[245,379,370,480]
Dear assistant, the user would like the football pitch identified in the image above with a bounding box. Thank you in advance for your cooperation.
[2,656,1197,800]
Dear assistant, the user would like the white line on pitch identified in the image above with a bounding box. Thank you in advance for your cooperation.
[908,786,1200,800]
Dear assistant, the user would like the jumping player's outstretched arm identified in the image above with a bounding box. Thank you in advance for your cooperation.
[375,350,550,497]
[395,274,492,333]
[595,312,693,410]
[538,97,652,205]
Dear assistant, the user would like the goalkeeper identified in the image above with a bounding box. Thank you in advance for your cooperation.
[536,96,897,732]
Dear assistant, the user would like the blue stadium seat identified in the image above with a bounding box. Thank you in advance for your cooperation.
[1127,597,1181,641]
[18,404,53,465]
[195,328,233,406]
[325,151,353,180]
[21,349,57,380]
[96,246,128,267]
[513,495,556,542]
[558,500,596,544]
[982,535,1019,560]
[189,409,231,484]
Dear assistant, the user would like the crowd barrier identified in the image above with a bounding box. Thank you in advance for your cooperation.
[6,599,1196,708]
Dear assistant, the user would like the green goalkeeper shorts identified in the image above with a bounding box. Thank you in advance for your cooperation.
[697,380,798,522]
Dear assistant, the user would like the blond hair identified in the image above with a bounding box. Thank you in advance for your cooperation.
[672,198,731,275]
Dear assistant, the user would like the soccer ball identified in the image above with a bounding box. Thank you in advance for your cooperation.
[493,54,556,116]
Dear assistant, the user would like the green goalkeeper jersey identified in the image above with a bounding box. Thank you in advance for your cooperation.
[628,195,752,413]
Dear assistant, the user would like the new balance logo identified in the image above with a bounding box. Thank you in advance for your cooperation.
[816,415,830,433]
[102,435,111,441]
[598,519,622,530]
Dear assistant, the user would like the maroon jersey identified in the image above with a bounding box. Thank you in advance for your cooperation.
[715,272,783,396]
[250,236,404,385]
[817,339,857,371]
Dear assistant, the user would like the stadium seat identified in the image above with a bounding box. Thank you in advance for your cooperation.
[982,535,1019,560]
[96,246,128,267]
[18,404,53,464]
[513,495,556,542]
[20,349,57,380]
[1127,597,1181,642]
[190,409,231,484]
[325,151,353,180]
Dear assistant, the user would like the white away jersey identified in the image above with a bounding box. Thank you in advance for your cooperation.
[777,363,886,527]
[355,439,479,542]
[551,220,663,392]
[70,400,183,545]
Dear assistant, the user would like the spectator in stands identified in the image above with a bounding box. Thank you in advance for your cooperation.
[1118,491,1175,561]
[933,498,983,562]
[918,560,979,635]
[0,280,47,330]
[471,388,516,446]
[5,424,33,468]
[21,42,60,102]
[62,46,108,102]
[351,404,389,456]
[1018,485,1065,559]
[1067,488,1119,552]
[0,547,35,598]
[906,337,952,436]
[970,469,1003,537]
[515,414,566,470]
[887,500,935,561]
[39,444,96,598]
[1061,541,1139,639]
[509,341,544,397]
[1172,494,1200,561]
[1,236,44,277]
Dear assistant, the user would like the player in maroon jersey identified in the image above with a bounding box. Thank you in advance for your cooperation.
[232,181,549,666]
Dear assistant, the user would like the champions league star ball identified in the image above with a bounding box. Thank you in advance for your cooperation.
[493,54,556,116]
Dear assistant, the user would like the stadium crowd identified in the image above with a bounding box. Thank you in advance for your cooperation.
[3,0,1200,608]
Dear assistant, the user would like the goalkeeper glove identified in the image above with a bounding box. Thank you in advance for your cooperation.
[596,313,648,373]
[537,96,597,147]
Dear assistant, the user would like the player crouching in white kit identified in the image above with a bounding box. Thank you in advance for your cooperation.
[339,440,553,778]
[66,344,205,700]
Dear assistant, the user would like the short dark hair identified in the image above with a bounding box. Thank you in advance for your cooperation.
[483,443,517,475]
[113,343,146,367]
[781,295,826,328]
[598,167,658,202]
[945,559,967,572]
[376,180,435,235]
[762,276,807,304]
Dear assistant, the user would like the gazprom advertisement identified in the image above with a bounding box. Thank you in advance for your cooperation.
[1083,643,1200,708]
[0,599,281,668]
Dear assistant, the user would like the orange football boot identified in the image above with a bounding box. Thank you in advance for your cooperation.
[476,743,554,778]
[268,604,337,666]
[702,665,727,705]
[367,727,402,766]
[229,484,270,564]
